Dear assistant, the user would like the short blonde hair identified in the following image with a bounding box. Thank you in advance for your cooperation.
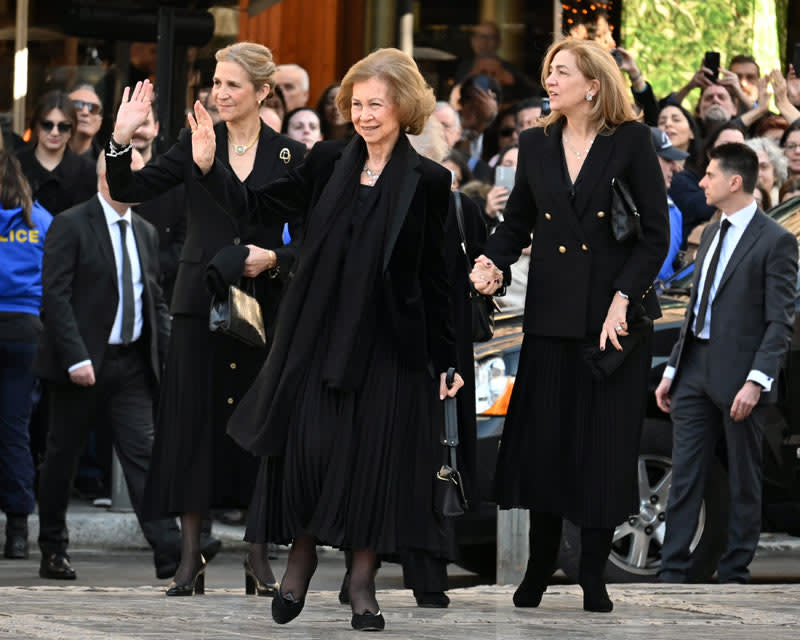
[539,39,639,134]
[336,48,435,135]
[215,42,276,92]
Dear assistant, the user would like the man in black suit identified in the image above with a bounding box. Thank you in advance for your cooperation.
[35,150,181,580]
[655,143,798,583]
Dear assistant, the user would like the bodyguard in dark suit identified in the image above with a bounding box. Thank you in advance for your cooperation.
[655,143,798,583]
[35,150,180,580]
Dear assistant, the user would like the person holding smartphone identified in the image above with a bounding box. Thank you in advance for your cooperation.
[484,144,518,229]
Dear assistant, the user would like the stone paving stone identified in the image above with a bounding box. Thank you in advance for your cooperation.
[1,584,799,639]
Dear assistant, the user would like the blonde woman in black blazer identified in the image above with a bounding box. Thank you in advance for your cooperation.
[472,39,669,613]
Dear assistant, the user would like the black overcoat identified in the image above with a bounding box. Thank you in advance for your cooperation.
[197,135,457,456]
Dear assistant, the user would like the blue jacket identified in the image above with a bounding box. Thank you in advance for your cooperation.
[657,197,683,282]
[0,201,52,315]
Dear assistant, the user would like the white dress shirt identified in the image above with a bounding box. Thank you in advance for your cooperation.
[68,194,144,373]
[663,200,772,391]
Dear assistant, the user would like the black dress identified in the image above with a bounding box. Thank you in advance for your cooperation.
[484,120,669,529]
[200,135,455,556]
[105,123,306,516]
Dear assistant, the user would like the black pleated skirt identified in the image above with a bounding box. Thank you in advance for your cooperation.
[244,326,451,557]
[494,331,652,529]
[143,315,262,518]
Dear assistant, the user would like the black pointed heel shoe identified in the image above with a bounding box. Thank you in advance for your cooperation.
[244,556,279,596]
[271,590,305,624]
[166,556,206,596]
[351,610,385,632]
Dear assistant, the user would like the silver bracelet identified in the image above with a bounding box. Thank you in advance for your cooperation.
[617,290,629,300]
[107,136,132,158]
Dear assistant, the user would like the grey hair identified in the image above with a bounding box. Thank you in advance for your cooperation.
[746,136,789,185]
[277,63,309,91]
[408,115,448,163]
[434,100,461,129]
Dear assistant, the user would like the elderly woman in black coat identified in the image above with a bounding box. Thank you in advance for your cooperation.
[186,48,464,631]
[472,39,669,613]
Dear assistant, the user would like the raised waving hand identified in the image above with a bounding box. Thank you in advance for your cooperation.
[187,100,216,175]
[113,80,155,146]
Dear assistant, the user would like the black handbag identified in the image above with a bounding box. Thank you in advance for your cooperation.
[208,279,267,348]
[583,304,652,380]
[434,369,468,518]
[453,190,498,342]
[610,177,642,243]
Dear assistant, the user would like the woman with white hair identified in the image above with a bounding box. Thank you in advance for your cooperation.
[746,136,788,208]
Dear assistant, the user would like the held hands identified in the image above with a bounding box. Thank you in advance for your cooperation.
[470,254,503,295]
[187,100,216,175]
[599,292,629,352]
[69,363,96,387]
[654,377,672,413]
[439,371,465,400]
[114,81,155,145]
[244,244,277,277]
[730,381,761,422]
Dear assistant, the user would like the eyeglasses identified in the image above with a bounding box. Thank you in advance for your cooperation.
[73,99,102,115]
[785,143,800,152]
[499,127,516,137]
[40,120,73,134]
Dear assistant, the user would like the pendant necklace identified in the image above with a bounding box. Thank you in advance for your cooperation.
[563,132,595,160]
[363,164,381,186]
[228,126,260,155]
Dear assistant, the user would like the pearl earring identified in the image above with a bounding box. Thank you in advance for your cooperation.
[585,92,594,101]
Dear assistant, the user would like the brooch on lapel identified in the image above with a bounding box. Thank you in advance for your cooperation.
[279,148,291,164]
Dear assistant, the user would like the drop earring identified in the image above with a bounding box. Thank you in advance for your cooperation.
[585,92,594,101]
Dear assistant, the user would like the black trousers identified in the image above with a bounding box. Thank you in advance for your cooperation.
[660,339,764,583]
[37,342,180,556]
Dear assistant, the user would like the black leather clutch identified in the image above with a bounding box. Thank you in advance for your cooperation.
[209,281,267,349]
[583,315,652,380]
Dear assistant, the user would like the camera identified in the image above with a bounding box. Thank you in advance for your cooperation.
[541,96,551,116]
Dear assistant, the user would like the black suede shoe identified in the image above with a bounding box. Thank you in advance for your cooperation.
[271,590,305,624]
[513,581,546,608]
[414,591,450,608]
[351,610,385,631]
[39,553,77,580]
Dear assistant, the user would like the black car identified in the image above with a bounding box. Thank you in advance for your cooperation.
[457,198,800,583]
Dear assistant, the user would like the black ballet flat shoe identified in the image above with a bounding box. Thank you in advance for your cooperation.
[414,591,450,608]
[244,556,279,596]
[513,581,545,608]
[338,570,351,605]
[166,556,206,596]
[581,583,613,613]
[351,610,385,632]
[271,590,305,624]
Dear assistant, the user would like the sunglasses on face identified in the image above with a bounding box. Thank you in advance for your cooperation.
[73,99,102,115]
[40,120,73,134]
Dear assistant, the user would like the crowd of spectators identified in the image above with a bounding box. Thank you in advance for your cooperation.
[4,17,800,582]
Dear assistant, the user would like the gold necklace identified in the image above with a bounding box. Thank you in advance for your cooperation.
[228,126,260,155]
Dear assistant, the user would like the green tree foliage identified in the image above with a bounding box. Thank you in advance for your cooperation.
[622,0,757,106]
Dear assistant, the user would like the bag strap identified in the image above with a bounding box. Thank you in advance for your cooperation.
[453,191,473,278]
[442,367,459,470]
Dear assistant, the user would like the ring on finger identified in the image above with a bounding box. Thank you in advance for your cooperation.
[615,325,623,333]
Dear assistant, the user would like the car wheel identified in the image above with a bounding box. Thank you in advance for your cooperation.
[558,419,728,583]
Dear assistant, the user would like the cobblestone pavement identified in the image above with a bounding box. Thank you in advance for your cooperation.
[1,583,799,639]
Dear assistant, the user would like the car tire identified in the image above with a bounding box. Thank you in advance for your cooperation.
[558,418,728,583]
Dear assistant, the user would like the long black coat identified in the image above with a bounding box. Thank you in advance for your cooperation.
[107,122,306,328]
[197,135,457,456]
[485,119,669,335]
[16,147,97,216]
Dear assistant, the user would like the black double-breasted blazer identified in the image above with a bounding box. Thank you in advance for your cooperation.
[198,136,456,456]
[107,122,306,325]
[34,195,170,385]
[484,119,670,338]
